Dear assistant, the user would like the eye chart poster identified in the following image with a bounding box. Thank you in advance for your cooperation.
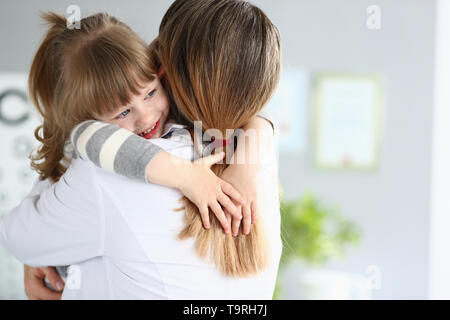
[0,72,42,299]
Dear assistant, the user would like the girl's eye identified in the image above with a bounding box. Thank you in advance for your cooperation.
[145,89,156,100]
[117,109,130,119]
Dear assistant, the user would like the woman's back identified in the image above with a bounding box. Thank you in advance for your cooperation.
[62,130,282,299]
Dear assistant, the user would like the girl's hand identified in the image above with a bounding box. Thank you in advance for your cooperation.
[177,152,246,234]
[220,163,259,236]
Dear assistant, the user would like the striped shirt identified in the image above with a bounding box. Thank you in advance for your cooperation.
[70,120,189,183]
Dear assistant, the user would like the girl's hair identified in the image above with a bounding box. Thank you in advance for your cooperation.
[151,0,281,277]
[29,12,155,183]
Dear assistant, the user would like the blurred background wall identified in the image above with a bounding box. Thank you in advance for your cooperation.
[0,0,438,299]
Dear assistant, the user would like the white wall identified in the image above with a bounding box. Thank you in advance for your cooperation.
[429,0,450,299]
[256,0,436,299]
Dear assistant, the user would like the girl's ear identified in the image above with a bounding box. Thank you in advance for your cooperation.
[157,66,165,79]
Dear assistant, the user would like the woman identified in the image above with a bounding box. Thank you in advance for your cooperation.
[4,0,282,299]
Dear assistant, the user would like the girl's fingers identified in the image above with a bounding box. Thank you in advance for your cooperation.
[224,210,238,235]
[34,286,62,300]
[243,204,252,235]
[231,207,242,236]
[226,211,232,227]
[42,267,64,291]
[199,204,210,229]
[218,193,241,219]
[221,182,246,206]
[210,202,230,234]
[251,201,258,224]
[30,275,62,300]
[200,152,225,167]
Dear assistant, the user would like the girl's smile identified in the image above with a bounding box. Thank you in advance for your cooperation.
[137,119,161,139]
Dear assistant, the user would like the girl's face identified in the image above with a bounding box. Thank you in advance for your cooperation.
[97,76,170,139]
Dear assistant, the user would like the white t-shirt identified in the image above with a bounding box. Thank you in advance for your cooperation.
[0,124,282,299]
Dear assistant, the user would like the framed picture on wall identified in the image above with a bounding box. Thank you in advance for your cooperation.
[313,73,383,171]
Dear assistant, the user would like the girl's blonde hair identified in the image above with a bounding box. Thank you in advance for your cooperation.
[151,0,281,277]
[29,12,156,183]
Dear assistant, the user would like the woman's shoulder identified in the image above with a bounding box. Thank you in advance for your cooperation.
[62,156,104,192]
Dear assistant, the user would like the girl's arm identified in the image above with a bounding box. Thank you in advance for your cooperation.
[0,164,102,268]
[71,120,245,233]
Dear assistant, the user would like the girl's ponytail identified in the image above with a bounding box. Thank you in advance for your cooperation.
[28,13,68,183]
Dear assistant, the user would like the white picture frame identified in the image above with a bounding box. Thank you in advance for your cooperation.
[313,73,383,171]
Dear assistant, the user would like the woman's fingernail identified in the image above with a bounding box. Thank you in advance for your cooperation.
[56,281,64,291]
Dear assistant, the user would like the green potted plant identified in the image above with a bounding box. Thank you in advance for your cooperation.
[273,191,362,299]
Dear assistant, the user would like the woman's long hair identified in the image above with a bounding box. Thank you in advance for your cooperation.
[29,12,156,183]
[150,0,281,277]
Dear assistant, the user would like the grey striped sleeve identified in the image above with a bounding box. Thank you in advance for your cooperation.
[70,120,163,182]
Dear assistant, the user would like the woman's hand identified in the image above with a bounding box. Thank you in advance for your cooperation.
[24,265,64,300]
[220,163,259,236]
[177,152,246,234]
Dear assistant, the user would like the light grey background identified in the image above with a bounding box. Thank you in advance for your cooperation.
[0,0,436,299]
